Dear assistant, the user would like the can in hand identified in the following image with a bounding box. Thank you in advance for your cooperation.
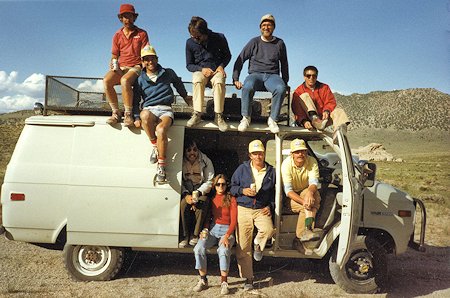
[200,228,209,240]
[250,183,256,192]
[112,58,119,71]
[192,190,199,203]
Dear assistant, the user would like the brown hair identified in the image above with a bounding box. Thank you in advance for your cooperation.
[213,174,232,208]
[188,16,209,35]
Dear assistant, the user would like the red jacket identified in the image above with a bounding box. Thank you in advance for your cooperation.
[292,82,336,123]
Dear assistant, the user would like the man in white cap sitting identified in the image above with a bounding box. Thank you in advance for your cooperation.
[281,139,322,247]
[232,14,289,134]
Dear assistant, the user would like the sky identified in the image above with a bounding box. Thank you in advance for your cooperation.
[0,0,449,114]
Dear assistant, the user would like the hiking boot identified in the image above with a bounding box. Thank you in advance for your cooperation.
[299,228,321,242]
[156,164,166,183]
[253,243,263,261]
[179,237,189,248]
[238,116,251,132]
[123,112,134,127]
[187,112,202,127]
[220,281,229,295]
[150,147,158,164]
[311,116,328,130]
[267,117,280,133]
[193,279,208,292]
[215,113,228,132]
[243,279,254,291]
[189,236,199,246]
[106,112,121,125]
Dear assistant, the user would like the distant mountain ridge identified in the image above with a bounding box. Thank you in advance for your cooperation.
[334,88,450,131]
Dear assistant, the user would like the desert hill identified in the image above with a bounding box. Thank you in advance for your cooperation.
[335,88,449,131]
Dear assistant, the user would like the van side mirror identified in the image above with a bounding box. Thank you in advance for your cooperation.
[363,162,376,187]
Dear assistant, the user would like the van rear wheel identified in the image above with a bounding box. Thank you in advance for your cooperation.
[329,235,387,294]
[63,244,124,281]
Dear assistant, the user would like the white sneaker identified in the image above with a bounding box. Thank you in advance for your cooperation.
[238,116,251,132]
[267,117,279,133]
[187,112,202,127]
[193,279,208,292]
[220,281,229,295]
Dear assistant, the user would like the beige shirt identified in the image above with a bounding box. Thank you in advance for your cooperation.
[250,161,267,192]
[185,159,202,186]
[281,155,319,193]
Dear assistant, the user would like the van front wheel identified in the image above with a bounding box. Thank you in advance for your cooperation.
[63,244,124,281]
[329,235,387,294]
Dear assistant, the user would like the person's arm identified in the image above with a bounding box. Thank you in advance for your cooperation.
[321,84,337,116]
[232,39,254,85]
[218,34,232,69]
[132,80,142,120]
[279,40,289,84]
[185,39,202,72]
[230,166,243,196]
[197,154,215,196]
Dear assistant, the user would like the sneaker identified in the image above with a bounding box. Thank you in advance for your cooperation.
[106,112,121,125]
[243,279,254,291]
[215,113,228,132]
[299,229,321,242]
[220,281,229,295]
[267,117,279,133]
[179,237,189,248]
[238,116,251,132]
[156,164,166,183]
[311,116,328,130]
[150,147,158,164]
[189,236,199,246]
[193,279,208,292]
[253,243,263,261]
[123,112,134,127]
[187,112,202,127]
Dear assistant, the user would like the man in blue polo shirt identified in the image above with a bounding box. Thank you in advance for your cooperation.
[185,16,232,132]
[233,14,289,134]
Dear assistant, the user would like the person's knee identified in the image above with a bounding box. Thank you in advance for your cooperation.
[120,75,134,87]
[273,84,286,96]
[155,123,167,137]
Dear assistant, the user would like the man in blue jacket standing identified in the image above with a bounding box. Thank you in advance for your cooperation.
[185,16,232,132]
[233,14,289,134]
[230,139,275,291]
[133,45,191,182]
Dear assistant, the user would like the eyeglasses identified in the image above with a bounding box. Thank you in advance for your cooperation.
[187,147,198,153]
[305,74,317,79]
[215,183,227,187]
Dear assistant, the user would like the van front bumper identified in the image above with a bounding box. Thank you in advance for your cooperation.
[408,198,426,252]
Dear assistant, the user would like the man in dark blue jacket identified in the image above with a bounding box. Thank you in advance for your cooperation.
[133,45,191,182]
[230,139,275,291]
[185,16,232,132]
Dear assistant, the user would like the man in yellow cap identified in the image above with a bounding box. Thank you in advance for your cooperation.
[232,14,289,134]
[281,139,322,247]
[132,45,191,182]
[230,139,275,291]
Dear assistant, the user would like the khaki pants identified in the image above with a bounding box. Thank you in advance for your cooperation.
[180,196,208,238]
[192,71,225,113]
[290,188,321,238]
[236,205,275,279]
[299,93,349,131]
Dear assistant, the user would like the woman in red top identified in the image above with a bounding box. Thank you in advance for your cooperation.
[192,174,237,295]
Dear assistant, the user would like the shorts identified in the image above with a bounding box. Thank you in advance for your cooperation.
[144,105,174,120]
[119,65,142,76]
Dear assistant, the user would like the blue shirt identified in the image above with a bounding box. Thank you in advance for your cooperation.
[233,36,289,84]
[133,64,187,119]
[186,30,232,72]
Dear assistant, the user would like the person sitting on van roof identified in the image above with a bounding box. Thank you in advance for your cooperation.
[180,139,215,247]
[132,45,191,182]
[230,139,275,291]
[281,139,322,247]
[291,65,350,142]
[104,3,149,127]
[192,174,237,295]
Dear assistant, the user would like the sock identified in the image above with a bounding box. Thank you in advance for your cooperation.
[305,217,314,230]
[124,105,132,113]
[201,275,208,282]
[158,158,166,167]
[109,102,119,113]
[150,138,157,147]
[221,275,227,283]
[308,111,318,119]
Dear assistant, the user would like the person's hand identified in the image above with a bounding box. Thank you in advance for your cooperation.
[186,195,194,205]
[234,81,243,90]
[202,68,215,78]
[216,66,226,78]
[304,190,315,210]
[220,235,230,248]
[242,187,256,197]
[322,111,330,120]
[261,206,271,216]
[304,121,313,130]
[134,119,141,128]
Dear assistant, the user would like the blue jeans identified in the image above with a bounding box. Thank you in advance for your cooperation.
[193,224,236,272]
[241,73,287,121]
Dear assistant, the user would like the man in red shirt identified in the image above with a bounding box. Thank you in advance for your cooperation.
[103,4,149,127]
[292,66,349,137]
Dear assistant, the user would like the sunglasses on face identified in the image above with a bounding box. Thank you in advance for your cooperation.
[305,74,317,79]
[186,147,198,153]
[215,182,227,187]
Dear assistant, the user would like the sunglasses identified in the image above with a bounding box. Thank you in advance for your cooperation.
[215,183,227,187]
[305,74,317,78]
[187,147,198,153]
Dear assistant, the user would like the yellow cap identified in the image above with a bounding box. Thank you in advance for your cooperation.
[249,140,265,153]
[260,14,275,27]
[141,45,157,58]
[290,138,307,152]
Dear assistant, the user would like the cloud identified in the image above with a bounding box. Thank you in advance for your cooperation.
[0,71,45,113]
[77,79,104,92]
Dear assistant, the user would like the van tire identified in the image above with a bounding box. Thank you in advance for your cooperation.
[329,235,387,294]
[63,244,124,281]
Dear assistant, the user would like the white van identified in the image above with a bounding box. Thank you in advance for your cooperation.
[0,76,426,294]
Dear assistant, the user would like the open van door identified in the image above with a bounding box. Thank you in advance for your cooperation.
[335,126,363,267]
